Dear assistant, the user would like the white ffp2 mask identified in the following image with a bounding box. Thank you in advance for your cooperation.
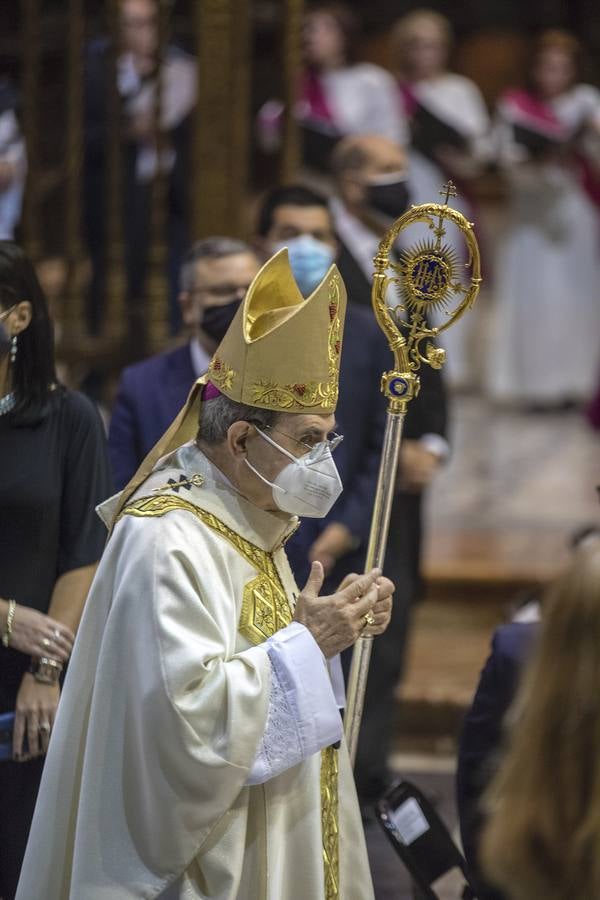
[245,427,343,518]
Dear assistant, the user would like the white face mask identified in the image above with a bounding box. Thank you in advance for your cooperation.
[245,427,343,518]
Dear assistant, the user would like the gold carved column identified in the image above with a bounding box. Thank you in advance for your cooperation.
[280,0,304,183]
[20,0,41,260]
[192,0,251,238]
[104,0,127,342]
[145,0,170,350]
[62,0,85,341]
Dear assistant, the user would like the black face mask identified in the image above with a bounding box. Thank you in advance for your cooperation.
[367,179,410,221]
[201,298,241,344]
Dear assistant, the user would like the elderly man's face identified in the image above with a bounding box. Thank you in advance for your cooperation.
[120,0,159,58]
[243,412,338,512]
[179,252,261,334]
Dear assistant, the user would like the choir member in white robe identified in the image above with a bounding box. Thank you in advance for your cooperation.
[392,9,491,388]
[16,250,393,900]
[258,3,406,175]
[486,31,600,406]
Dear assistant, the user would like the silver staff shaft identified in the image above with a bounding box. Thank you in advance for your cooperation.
[344,408,405,765]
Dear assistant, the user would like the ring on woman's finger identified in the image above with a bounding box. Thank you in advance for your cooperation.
[42,637,53,649]
[54,629,62,640]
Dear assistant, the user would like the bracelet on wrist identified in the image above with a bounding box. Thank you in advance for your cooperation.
[29,656,63,685]
[1,599,16,648]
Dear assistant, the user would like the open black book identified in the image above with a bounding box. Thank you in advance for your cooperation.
[300,120,342,173]
[512,121,566,158]
[410,102,469,157]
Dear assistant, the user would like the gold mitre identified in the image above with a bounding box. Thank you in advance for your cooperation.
[108,249,346,527]
[206,247,346,413]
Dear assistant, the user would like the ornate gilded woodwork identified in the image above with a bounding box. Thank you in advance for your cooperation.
[63,0,85,340]
[20,0,41,259]
[280,0,304,182]
[193,0,251,238]
[105,0,127,341]
[145,0,170,350]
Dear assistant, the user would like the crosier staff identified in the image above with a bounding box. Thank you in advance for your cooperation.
[344,181,482,764]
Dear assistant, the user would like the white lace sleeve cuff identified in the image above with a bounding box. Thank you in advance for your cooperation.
[246,622,342,786]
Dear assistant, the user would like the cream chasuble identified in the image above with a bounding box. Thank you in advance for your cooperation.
[16,443,374,900]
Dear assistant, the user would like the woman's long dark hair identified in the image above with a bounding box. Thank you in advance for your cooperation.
[0,241,58,425]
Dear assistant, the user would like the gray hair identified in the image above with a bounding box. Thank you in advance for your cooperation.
[180,237,255,292]
[199,393,278,445]
[330,139,370,177]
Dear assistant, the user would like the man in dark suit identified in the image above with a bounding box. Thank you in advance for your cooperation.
[256,184,449,802]
[108,237,261,489]
[329,134,411,311]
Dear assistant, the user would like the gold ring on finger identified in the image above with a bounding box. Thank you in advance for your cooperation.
[362,611,376,630]
[42,637,52,648]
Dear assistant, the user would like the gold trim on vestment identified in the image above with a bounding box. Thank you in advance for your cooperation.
[119,492,340,898]
[320,745,340,899]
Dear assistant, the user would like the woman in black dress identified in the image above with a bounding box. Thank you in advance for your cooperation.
[0,241,112,898]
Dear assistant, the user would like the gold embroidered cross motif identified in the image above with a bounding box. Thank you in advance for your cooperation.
[118,492,339,899]
[152,473,205,494]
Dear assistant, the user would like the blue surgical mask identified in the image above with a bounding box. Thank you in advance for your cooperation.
[275,235,335,297]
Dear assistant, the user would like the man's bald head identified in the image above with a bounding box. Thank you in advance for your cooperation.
[331,134,409,218]
[331,134,408,181]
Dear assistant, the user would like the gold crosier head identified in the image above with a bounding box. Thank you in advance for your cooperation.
[372,180,482,413]
[207,248,346,414]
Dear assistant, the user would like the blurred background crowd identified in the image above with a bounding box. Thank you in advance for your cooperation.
[1,1,600,898]
[1,0,600,411]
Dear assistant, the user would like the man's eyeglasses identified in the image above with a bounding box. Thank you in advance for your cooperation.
[191,284,252,300]
[261,423,343,459]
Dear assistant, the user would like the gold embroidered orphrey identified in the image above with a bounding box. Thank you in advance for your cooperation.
[118,493,340,899]
[250,275,342,411]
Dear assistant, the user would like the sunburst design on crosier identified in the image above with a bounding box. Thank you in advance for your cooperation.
[392,239,463,317]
